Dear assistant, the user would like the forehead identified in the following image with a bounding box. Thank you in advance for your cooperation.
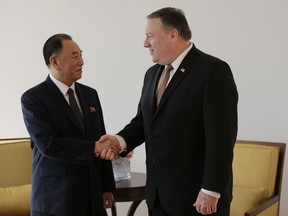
[145,18,164,34]
[61,39,82,54]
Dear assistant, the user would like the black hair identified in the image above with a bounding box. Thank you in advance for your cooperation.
[43,33,72,67]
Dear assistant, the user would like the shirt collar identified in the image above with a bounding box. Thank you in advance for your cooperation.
[49,73,75,96]
[171,42,193,71]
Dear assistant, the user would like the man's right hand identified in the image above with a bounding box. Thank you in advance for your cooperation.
[94,134,122,160]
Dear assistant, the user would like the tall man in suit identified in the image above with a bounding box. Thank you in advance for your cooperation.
[21,34,120,216]
[97,7,238,216]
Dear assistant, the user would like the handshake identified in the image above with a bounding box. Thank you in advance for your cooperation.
[94,134,123,160]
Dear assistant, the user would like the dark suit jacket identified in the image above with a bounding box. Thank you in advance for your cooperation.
[21,76,115,216]
[118,45,238,215]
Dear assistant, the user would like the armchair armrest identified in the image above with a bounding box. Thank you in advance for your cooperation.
[244,195,279,216]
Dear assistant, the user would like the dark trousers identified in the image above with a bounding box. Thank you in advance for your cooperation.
[148,194,230,216]
[31,211,56,216]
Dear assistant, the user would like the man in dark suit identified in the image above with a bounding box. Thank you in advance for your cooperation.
[97,7,238,216]
[21,34,120,216]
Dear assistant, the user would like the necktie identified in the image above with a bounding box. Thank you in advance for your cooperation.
[156,65,173,106]
[67,88,85,131]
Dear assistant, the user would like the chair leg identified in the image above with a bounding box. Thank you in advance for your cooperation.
[111,202,117,216]
[127,200,143,216]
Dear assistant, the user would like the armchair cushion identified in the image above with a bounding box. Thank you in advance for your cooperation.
[0,184,31,216]
[233,144,279,199]
[0,139,32,187]
[231,185,265,216]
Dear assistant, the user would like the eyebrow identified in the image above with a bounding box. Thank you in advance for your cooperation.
[71,50,82,55]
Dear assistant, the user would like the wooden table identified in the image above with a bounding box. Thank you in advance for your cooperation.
[111,172,146,216]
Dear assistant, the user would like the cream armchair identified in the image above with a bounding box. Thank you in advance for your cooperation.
[231,140,286,216]
[0,138,31,216]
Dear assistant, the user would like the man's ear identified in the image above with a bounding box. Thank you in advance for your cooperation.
[170,29,178,40]
[50,56,60,71]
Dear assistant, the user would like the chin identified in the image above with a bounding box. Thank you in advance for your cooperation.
[75,74,82,81]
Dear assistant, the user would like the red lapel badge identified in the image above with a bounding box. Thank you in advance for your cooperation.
[90,107,96,112]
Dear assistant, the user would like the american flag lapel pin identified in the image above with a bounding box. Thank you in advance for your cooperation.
[180,68,186,73]
[90,107,96,113]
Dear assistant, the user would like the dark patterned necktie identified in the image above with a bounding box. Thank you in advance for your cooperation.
[67,88,85,131]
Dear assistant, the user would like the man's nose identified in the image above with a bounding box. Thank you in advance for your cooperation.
[78,57,84,65]
[144,38,150,48]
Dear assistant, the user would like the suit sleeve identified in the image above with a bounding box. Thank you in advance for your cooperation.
[202,61,238,192]
[117,102,145,153]
[94,92,116,192]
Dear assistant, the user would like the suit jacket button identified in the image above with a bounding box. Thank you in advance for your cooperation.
[153,158,157,163]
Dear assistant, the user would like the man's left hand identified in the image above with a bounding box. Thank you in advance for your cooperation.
[193,190,218,215]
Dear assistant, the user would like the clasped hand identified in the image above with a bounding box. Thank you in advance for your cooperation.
[94,134,122,160]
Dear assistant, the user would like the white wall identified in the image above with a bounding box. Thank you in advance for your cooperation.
[1,0,287,215]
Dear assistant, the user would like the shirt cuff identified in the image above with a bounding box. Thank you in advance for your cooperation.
[201,188,221,198]
[115,135,127,152]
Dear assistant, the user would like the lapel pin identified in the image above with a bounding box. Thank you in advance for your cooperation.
[180,68,186,73]
[90,107,96,112]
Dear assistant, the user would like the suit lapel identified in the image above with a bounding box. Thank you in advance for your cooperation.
[45,76,86,136]
[154,47,197,115]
